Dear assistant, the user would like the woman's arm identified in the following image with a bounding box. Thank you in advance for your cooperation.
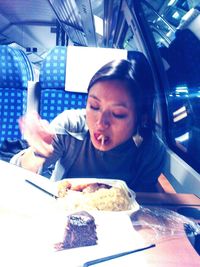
[11,112,54,173]
[20,147,46,172]
[10,109,87,174]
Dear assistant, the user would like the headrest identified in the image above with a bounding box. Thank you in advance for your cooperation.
[0,45,33,89]
[39,46,67,90]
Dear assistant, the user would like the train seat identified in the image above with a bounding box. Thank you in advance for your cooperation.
[38,46,87,122]
[0,45,34,147]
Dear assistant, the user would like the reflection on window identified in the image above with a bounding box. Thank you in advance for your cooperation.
[175,85,188,94]
[175,132,189,142]
[168,0,176,6]
[173,106,187,122]
[141,0,200,172]
[175,132,189,153]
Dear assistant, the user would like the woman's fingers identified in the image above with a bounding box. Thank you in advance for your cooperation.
[18,112,55,156]
[38,119,55,144]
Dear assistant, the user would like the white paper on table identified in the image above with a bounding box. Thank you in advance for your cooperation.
[0,208,149,267]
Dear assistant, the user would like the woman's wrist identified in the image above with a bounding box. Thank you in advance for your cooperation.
[20,147,46,172]
[27,147,48,159]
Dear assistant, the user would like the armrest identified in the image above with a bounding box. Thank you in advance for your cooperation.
[156,173,176,193]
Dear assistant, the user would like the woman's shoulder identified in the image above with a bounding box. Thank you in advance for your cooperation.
[139,133,166,155]
[53,109,86,122]
[50,109,87,133]
[134,133,167,181]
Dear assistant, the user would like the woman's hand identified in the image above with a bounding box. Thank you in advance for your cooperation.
[19,111,55,158]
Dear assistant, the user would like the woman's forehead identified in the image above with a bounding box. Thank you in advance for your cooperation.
[89,79,132,93]
[88,80,136,109]
[89,80,135,100]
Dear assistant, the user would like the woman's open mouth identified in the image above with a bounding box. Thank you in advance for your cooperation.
[94,133,110,146]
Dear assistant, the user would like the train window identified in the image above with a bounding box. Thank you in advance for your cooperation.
[141,0,200,173]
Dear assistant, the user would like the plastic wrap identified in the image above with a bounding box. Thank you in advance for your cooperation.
[130,206,200,243]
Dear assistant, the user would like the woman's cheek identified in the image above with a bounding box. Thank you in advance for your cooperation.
[86,111,95,129]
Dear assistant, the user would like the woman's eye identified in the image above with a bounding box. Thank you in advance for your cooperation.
[90,105,99,111]
[112,113,127,119]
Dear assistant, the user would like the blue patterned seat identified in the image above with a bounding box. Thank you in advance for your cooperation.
[0,45,34,145]
[39,46,87,122]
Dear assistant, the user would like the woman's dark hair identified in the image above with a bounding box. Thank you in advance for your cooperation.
[87,51,155,137]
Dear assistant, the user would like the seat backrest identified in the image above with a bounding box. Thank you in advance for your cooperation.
[38,46,87,122]
[0,45,34,146]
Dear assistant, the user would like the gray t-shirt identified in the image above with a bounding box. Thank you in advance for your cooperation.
[67,132,137,181]
[11,109,166,192]
[44,109,166,191]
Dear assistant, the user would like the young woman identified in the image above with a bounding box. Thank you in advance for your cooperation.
[11,52,166,192]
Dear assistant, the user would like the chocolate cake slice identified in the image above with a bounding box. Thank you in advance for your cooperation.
[55,211,97,250]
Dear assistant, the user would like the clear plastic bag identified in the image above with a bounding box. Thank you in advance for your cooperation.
[130,206,200,243]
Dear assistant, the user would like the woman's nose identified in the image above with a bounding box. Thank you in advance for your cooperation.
[96,112,110,128]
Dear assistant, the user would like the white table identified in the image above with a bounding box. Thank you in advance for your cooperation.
[0,160,149,267]
[0,160,199,267]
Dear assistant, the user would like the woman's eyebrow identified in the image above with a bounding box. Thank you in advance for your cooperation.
[88,94,100,101]
[88,94,129,108]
